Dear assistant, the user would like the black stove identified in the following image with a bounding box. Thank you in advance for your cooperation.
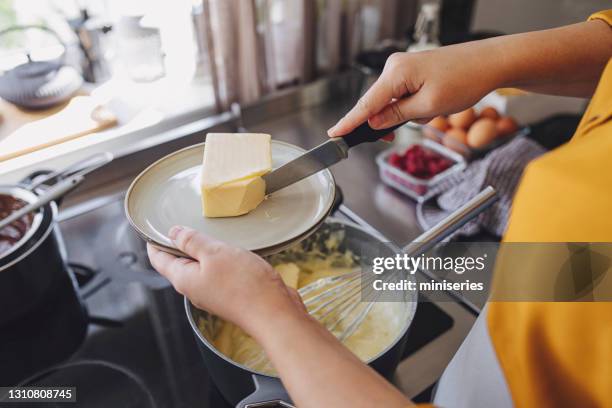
[1,196,453,407]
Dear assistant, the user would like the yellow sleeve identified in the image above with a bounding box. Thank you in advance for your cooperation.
[588,9,612,25]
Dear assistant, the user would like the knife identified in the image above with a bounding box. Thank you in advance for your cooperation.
[263,120,406,194]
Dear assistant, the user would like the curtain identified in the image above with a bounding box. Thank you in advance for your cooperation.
[197,0,412,110]
[260,0,317,87]
[201,0,264,110]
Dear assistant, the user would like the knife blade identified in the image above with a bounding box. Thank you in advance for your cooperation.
[263,120,406,195]
[263,138,349,194]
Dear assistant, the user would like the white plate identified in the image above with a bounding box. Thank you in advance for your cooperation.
[125,141,335,256]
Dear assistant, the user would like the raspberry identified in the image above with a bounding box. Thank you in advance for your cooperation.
[406,160,418,175]
[428,161,440,175]
[437,158,452,172]
[396,144,454,180]
[388,152,403,168]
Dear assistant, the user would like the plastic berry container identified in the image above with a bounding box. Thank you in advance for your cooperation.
[376,139,466,202]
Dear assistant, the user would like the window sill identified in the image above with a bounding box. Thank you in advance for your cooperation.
[0,73,216,184]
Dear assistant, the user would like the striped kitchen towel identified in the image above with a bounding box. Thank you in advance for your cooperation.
[417,136,546,237]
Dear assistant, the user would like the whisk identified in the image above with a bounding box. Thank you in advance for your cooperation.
[299,186,498,341]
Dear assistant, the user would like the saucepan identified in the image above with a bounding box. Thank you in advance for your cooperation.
[0,152,113,326]
[186,218,417,407]
[185,187,497,407]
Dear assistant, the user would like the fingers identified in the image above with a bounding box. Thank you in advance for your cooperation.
[328,73,397,137]
[413,117,433,125]
[368,95,433,129]
[147,243,176,274]
[382,133,395,142]
[169,225,219,260]
[147,244,199,295]
[328,52,418,137]
[328,78,391,136]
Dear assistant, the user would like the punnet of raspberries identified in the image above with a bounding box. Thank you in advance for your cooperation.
[388,145,454,180]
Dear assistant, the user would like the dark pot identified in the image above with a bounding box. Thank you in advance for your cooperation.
[185,219,417,407]
[0,185,70,326]
[0,183,91,383]
[0,153,113,326]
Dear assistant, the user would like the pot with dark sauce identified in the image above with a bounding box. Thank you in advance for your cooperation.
[0,194,34,257]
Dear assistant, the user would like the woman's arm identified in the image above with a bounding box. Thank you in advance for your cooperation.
[147,226,412,408]
[494,19,611,97]
[249,293,412,408]
[328,19,612,136]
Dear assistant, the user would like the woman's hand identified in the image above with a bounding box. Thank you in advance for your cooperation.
[329,20,611,138]
[147,226,304,335]
[148,226,412,408]
[328,43,500,136]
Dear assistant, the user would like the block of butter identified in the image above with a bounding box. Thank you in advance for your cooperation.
[201,133,272,217]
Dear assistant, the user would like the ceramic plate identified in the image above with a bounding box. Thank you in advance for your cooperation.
[125,141,335,256]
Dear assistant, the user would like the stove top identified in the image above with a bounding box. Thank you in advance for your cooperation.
[1,196,453,407]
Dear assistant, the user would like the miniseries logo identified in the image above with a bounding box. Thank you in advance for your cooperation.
[372,253,489,275]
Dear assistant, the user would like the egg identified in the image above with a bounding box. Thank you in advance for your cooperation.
[448,108,477,129]
[443,128,468,153]
[479,106,500,120]
[467,118,498,148]
[423,116,449,140]
[496,116,519,136]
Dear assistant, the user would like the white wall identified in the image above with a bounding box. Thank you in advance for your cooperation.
[471,0,610,34]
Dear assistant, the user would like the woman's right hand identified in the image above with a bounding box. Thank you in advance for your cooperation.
[329,18,612,138]
[328,42,502,137]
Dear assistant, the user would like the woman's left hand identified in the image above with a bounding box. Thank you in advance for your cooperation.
[147,226,304,335]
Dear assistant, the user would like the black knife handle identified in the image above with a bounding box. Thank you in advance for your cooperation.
[342,120,407,148]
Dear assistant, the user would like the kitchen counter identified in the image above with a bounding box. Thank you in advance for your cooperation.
[0,76,216,183]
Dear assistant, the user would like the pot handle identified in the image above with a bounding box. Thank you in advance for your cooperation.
[236,375,295,408]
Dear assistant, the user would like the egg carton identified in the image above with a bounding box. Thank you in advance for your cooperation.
[421,124,530,160]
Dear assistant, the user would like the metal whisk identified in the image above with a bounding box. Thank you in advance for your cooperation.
[299,186,498,341]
